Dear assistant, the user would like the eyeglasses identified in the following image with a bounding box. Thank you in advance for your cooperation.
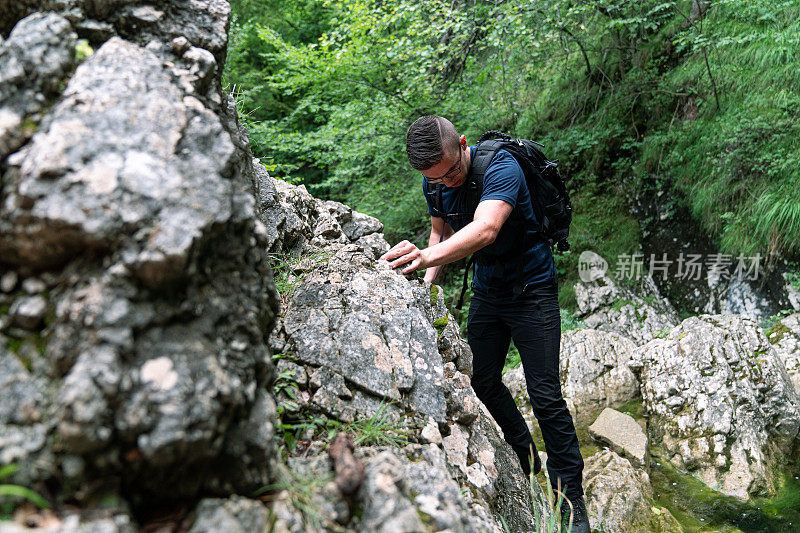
[425,150,462,185]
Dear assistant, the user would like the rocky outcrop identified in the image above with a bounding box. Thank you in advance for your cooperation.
[583,449,680,533]
[262,176,546,531]
[574,274,679,345]
[632,314,800,499]
[1,0,279,518]
[767,312,800,395]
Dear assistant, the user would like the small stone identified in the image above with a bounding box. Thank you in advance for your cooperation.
[420,417,442,444]
[171,36,190,55]
[22,278,46,294]
[589,407,649,468]
[61,455,85,479]
[131,6,164,22]
[1,271,18,293]
[10,295,47,330]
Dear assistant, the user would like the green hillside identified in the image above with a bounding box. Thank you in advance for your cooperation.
[224,0,800,310]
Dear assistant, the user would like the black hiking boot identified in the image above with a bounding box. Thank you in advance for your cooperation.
[560,494,590,533]
[512,442,541,478]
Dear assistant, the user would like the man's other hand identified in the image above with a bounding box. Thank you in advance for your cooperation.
[379,240,431,274]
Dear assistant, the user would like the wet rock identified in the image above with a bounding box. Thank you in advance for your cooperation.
[574,274,679,345]
[584,449,680,533]
[588,408,648,468]
[633,314,800,499]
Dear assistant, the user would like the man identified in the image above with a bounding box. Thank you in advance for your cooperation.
[380,116,588,532]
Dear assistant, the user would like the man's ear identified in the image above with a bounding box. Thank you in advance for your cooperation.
[460,135,467,148]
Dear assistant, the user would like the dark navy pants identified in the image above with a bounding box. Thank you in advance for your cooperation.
[467,278,584,498]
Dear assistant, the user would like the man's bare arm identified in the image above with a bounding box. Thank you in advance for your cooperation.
[380,199,514,274]
[423,217,453,283]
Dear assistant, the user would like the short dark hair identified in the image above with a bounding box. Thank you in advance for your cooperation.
[406,115,460,171]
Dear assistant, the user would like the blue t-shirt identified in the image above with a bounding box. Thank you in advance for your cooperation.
[422,146,557,296]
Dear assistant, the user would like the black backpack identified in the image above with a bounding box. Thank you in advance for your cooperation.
[428,130,572,307]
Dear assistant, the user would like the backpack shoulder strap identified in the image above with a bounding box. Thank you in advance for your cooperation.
[466,140,504,212]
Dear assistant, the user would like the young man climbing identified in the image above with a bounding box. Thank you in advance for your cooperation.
[379,115,589,532]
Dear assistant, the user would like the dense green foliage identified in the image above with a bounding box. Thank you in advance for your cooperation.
[224,0,799,309]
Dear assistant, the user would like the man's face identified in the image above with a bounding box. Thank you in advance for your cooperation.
[423,136,467,188]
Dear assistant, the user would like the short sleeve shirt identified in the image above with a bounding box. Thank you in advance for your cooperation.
[422,147,557,296]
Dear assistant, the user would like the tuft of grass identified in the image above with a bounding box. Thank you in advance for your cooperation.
[0,464,50,515]
[345,401,409,447]
[560,309,586,332]
[503,461,572,533]
[267,250,332,305]
[276,399,410,458]
[254,467,333,531]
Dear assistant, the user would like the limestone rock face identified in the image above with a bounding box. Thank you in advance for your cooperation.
[0,2,279,511]
[574,274,679,345]
[560,329,640,424]
[767,312,800,395]
[633,314,800,499]
[264,176,546,532]
[1,1,231,66]
[584,449,680,533]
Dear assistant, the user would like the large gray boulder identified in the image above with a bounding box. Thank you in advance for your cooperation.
[574,274,679,345]
[357,446,502,533]
[0,3,279,514]
[560,329,640,424]
[632,314,800,499]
